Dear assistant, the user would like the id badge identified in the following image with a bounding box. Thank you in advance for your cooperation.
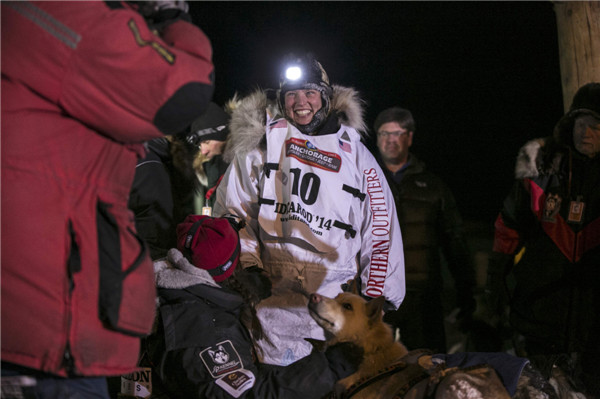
[567,200,585,223]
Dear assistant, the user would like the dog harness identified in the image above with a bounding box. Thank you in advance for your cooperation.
[329,349,511,399]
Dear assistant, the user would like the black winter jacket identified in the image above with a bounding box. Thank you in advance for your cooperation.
[380,154,476,352]
[128,138,197,259]
[201,154,230,209]
[492,136,600,355]
[145,250,352,399]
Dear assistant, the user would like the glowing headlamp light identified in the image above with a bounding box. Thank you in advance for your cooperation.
[285,66,302,81]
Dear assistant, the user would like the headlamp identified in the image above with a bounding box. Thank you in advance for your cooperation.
[277,54,333,134]
[279,55,330,94]
[285,66,302,81]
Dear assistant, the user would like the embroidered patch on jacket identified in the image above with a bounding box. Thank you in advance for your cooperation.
[128,19,175,64]
[339,139,352,153]
[215,369,255,398]
[286,138,341,172]
[199,340,244,378]
[543,193,562,222]
[269,119,288,130]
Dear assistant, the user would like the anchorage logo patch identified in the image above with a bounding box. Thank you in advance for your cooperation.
[285,138,341,172]
[200,341,243,378]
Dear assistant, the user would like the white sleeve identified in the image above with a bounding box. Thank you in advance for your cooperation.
[213,149,265,269]
[357,148,406,309]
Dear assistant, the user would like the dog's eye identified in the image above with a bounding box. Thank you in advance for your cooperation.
[342,303,353,311]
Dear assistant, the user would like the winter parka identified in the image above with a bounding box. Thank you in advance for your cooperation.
[1,1,213,377]
[492,120,600,355]
[147,249,352,399]
[379,154,476,352]
[213,87,406,366]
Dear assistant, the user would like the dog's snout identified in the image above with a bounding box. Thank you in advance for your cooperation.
[309,293,322,304]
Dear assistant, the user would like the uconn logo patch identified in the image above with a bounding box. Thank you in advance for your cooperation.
[200,340,243,378]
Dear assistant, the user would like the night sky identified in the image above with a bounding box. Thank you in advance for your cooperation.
[188,1,565,226]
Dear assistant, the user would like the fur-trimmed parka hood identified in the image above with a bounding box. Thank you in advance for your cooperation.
[222,85,367,163]
[514,137,565,179]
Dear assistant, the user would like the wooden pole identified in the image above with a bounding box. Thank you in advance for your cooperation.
[553,1,600,111]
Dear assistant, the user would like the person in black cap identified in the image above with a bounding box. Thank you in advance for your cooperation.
[128,102,231,260]
[486,82,600,397]
[186,101,232,214]
[187,101,231,158]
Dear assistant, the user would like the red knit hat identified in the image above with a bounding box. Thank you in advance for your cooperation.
[176,215,240,282]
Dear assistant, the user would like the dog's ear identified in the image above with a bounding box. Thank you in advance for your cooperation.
[366,296,386,324]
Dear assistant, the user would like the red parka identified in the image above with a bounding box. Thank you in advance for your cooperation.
[1,1,214,377]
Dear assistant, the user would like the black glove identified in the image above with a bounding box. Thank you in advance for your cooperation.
[236,266,272,301]
[325,342,364,380]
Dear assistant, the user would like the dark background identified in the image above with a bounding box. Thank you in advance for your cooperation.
[189,1,565,227]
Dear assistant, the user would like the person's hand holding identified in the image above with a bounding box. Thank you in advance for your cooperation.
[236,266,272,301]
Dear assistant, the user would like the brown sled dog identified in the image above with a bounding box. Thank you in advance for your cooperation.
[308,291,567,399]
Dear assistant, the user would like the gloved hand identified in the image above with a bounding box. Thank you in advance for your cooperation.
[325,342,364,380]
[341,278,360,294]
[236,266,272,301]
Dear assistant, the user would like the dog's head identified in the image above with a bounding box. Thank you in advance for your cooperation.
[308,292,387,345]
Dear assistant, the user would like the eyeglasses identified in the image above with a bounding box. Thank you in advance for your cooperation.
[377,130,408,138]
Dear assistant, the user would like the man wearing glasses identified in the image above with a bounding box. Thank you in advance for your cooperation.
[373,107,477,353]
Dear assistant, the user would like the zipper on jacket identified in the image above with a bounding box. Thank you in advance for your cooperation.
[61,221,81,375]
[62,343,75,374]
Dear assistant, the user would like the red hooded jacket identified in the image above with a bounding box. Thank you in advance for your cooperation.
[1,1,213,377]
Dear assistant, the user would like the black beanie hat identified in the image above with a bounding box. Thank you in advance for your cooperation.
[568,82,600,119]
[187,102,230,145]
[553,82,600,145]
[278,53,332,97]
[277,53,333,134]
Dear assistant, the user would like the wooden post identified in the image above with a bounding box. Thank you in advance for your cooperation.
[554,1,600,111]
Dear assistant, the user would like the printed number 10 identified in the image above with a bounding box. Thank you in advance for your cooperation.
[289,168,320,205]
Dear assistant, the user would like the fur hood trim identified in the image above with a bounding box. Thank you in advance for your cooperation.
[514,137,563,179]
[153,248,220,289]
[223,85,367,163]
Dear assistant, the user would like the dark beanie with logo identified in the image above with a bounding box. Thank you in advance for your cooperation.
[176,215,240,282]
[187,102,230,144]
